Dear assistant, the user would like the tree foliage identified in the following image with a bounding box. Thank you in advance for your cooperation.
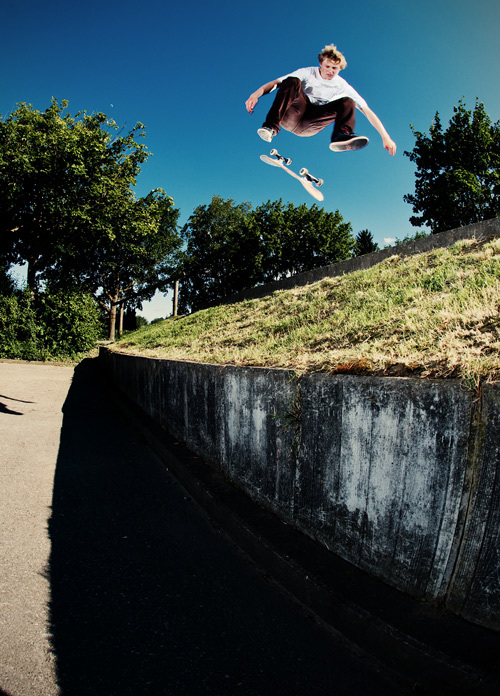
[253,200,354,282]
[0,99,181,339]
[0,99,145,287]
[88,188,180,340]
[0,255,15,295]
[354,229,379,256]
[0,287,102,360]
[178,196,355,312]
[179,197,260,312]
[404,99,500,233]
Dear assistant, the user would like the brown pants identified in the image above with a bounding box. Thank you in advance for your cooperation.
[263,76,356,139]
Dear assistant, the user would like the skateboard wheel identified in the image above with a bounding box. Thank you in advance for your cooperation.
[285,158,292,166]
[299,168,308,176]
[270,148,278,156]
[317,179,324,187]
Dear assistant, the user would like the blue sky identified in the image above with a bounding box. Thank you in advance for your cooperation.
[3,0,500,319]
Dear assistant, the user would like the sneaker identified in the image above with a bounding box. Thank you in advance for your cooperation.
[257,126,276,142]
[329,132,369,152]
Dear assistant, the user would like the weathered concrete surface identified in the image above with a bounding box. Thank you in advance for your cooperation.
[101,350,500,631]
[277,374,472,601]
[222,216,500,305]
[446,385,500,630]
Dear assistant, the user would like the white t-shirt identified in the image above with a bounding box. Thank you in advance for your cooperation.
[279,66,368,110]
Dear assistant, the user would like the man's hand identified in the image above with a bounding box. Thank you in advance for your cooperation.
[360,106,397,156]
[245,80,281,114]
[383,136,397,156]
[245,93,260,114]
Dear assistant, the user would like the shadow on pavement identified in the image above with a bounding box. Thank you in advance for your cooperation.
[0,391,33,415]
[0,402,23,415]
[46,359,408,696]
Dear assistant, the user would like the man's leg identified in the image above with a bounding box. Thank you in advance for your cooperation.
[282,97,356,138]
[262,77,308,134]
[329,98,356,139]
[261,87,360,144]
[327,97,368,151]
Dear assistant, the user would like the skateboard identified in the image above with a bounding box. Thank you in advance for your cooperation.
[260,149,324,201]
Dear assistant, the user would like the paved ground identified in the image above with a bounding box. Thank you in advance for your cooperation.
[0,362,72,696]
[0,359,417,696]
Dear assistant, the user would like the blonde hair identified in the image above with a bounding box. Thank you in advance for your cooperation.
[318,44,347,69]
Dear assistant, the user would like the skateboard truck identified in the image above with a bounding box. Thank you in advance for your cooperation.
[299,167,324,188]
[260,149,324,201]
[269,148,292,166]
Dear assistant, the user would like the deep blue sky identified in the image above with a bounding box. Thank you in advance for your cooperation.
[3,0,500,319]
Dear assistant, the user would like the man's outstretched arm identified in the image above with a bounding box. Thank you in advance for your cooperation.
[245,79,282,113]
[360,105,397,155]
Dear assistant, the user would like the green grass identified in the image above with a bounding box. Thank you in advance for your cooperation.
[114,237,500,389]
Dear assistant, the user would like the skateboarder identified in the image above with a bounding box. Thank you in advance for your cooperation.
[245,44,397,155]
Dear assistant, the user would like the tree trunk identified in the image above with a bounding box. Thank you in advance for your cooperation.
[173,280,179,317]
[118,303,124,337]
[26,259,38,294]
[108,294,120,341]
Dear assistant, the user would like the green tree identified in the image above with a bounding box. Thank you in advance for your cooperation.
[355,229,379,256]
[253,200,354,281]
[404,99,500,233]
[179,196,260,312]
[178,196,355,313]
[89,189,180,340]
[0,99,149,289]
[0,99,181,340]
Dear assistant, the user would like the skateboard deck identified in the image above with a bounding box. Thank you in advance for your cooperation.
[260,149,324,202]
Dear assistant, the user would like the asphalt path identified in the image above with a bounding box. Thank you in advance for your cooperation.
[0,359,413,696]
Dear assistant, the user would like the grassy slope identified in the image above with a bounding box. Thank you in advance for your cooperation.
[115,237,500,389]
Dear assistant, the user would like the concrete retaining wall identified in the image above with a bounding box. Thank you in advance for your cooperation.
[101,350,500,631]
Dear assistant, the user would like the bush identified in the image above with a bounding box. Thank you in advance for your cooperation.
[0,288,104,360]
[35,290,104,358]
[0,290,40,360]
